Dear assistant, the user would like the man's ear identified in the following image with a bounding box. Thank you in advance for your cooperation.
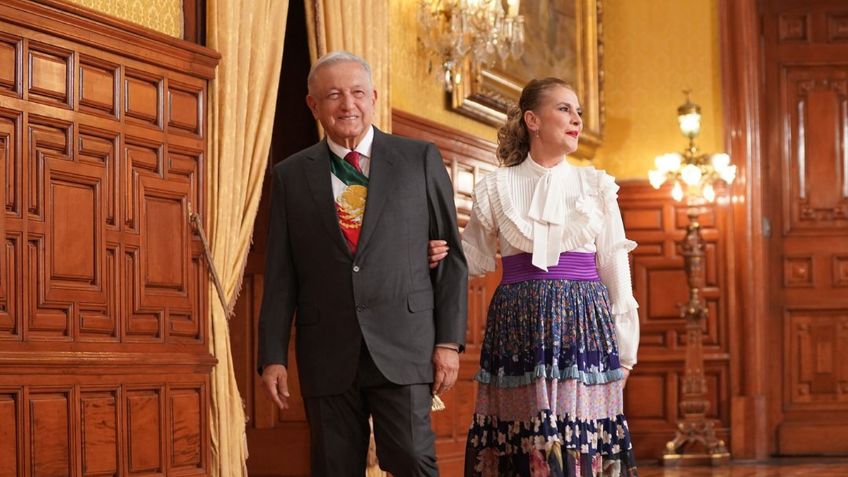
[305,95,318,118]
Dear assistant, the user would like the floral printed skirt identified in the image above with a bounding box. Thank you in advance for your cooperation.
[465,278,638,477]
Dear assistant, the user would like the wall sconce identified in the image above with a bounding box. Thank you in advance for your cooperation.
[418,0,525,92]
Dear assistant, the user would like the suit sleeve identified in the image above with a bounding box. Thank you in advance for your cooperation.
[425,143,469,351]
[257,167,298,374]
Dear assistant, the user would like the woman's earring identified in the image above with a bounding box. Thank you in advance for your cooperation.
[534,129,540,138]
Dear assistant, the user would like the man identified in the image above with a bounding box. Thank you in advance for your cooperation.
[257,51,468,477]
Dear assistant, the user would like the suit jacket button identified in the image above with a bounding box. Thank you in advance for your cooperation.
[353,265,360,272]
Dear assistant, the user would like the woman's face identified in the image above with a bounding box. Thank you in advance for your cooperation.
[527,85,583,155]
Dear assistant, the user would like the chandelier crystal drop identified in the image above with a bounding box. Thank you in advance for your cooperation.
[418,0,526,92]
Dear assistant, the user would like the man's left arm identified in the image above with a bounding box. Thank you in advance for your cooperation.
[424,143,468,395]
[424,143,468,349]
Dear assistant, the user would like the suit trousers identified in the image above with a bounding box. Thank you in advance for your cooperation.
[304,341,438,477]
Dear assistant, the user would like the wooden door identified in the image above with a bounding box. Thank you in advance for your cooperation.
[0,1,218,475]
[762,0,848,455]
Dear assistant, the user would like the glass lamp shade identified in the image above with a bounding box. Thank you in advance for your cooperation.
[671,181,685,201]
[680,164,702,186]
[678,112,701,138]
[649,169,667,189]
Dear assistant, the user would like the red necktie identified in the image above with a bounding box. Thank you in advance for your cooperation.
[344,150,362,174]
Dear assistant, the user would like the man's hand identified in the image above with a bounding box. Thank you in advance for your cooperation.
[428,240,449,269]
[261,364,290,410]
[431,347,459,395]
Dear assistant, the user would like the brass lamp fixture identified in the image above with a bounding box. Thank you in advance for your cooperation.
[649,91,733,467]
[418,0,525,92]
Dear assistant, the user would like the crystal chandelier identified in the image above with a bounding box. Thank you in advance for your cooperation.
[418,0,525,92]
[648,91,737,202]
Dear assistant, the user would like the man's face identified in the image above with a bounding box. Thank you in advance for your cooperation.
[306,61,377,148]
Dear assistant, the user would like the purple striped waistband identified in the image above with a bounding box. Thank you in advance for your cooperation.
[501,252,599,285]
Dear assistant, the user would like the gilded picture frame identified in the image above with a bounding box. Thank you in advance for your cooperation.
[450,0,604,159]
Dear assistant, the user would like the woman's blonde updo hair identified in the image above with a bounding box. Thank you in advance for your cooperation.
[497,77,573,167]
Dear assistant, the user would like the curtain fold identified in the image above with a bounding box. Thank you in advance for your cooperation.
[305,0,391,131]
[206,1,289,475]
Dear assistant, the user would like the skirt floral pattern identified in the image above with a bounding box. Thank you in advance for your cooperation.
[465,279,638,477]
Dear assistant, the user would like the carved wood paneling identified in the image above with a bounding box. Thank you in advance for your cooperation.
[80,388,119,476]
[0,390,21,477]
[0,0,217,475]
[127,388,163,474]
[784,69,848,232]
[29,390,73,476]
[169,386,204,471]
[787,310,848,407]
[618,181,732,459]
[0,33,20,95]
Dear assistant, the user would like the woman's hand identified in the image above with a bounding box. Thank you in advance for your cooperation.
[428,240,449,269]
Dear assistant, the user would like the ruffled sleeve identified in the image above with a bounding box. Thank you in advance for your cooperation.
[595,171,640,369]
[462,174,498,276]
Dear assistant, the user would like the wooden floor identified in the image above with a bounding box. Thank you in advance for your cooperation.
[638,458,848,476]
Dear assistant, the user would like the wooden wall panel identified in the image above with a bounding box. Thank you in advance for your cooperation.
[0,390,20,477]
[78,57,118,118]
[0,34,19,95]
[29,390,72,476]
[80,389,119,477]
[27,43,72,108]
[126,388,163,474]
[618,181,732,460]
[0,1,218,475]
[169,387,204,471]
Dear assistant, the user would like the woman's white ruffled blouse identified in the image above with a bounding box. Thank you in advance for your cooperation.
[462,157,640,369]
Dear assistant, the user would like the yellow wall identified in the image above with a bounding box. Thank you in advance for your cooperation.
[390,1,498,142]
[64,0,183,38]
[595,0,724,179]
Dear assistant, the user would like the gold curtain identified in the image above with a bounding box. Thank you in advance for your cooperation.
[304,0,391,131]
[206,1,288,475]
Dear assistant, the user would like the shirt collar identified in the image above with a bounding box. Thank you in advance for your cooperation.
[327,125,374,159]
[519,153,569,177]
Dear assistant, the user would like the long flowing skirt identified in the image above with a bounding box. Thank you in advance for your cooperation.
[465,279,638,477]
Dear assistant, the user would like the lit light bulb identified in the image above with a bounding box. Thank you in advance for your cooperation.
[681,164,702,186]
[649,169,667,189]
[671,181,684,201]
[703,183,716,202]
[656,153,682,173]
[711,153,730,171]
[719,165,737,184]
[678,112,701,137]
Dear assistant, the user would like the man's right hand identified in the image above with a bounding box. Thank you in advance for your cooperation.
[261,364,290,410]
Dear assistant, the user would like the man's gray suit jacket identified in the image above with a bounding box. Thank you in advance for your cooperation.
[257,127,469,397]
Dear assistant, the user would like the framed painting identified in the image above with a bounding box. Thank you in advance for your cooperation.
[450,0,604,159]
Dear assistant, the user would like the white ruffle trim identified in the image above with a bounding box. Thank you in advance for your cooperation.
[479,167,606,255]
[462,239,497,276]
[611,295,640,316]
[597,239,638,269]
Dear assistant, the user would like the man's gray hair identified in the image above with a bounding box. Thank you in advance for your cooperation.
[307,51,373,93]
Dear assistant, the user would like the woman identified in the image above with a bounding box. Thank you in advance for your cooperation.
[462,78,640,477]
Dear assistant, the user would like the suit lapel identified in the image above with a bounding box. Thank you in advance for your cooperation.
[303,141,353,259]
[358,129,398,250]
